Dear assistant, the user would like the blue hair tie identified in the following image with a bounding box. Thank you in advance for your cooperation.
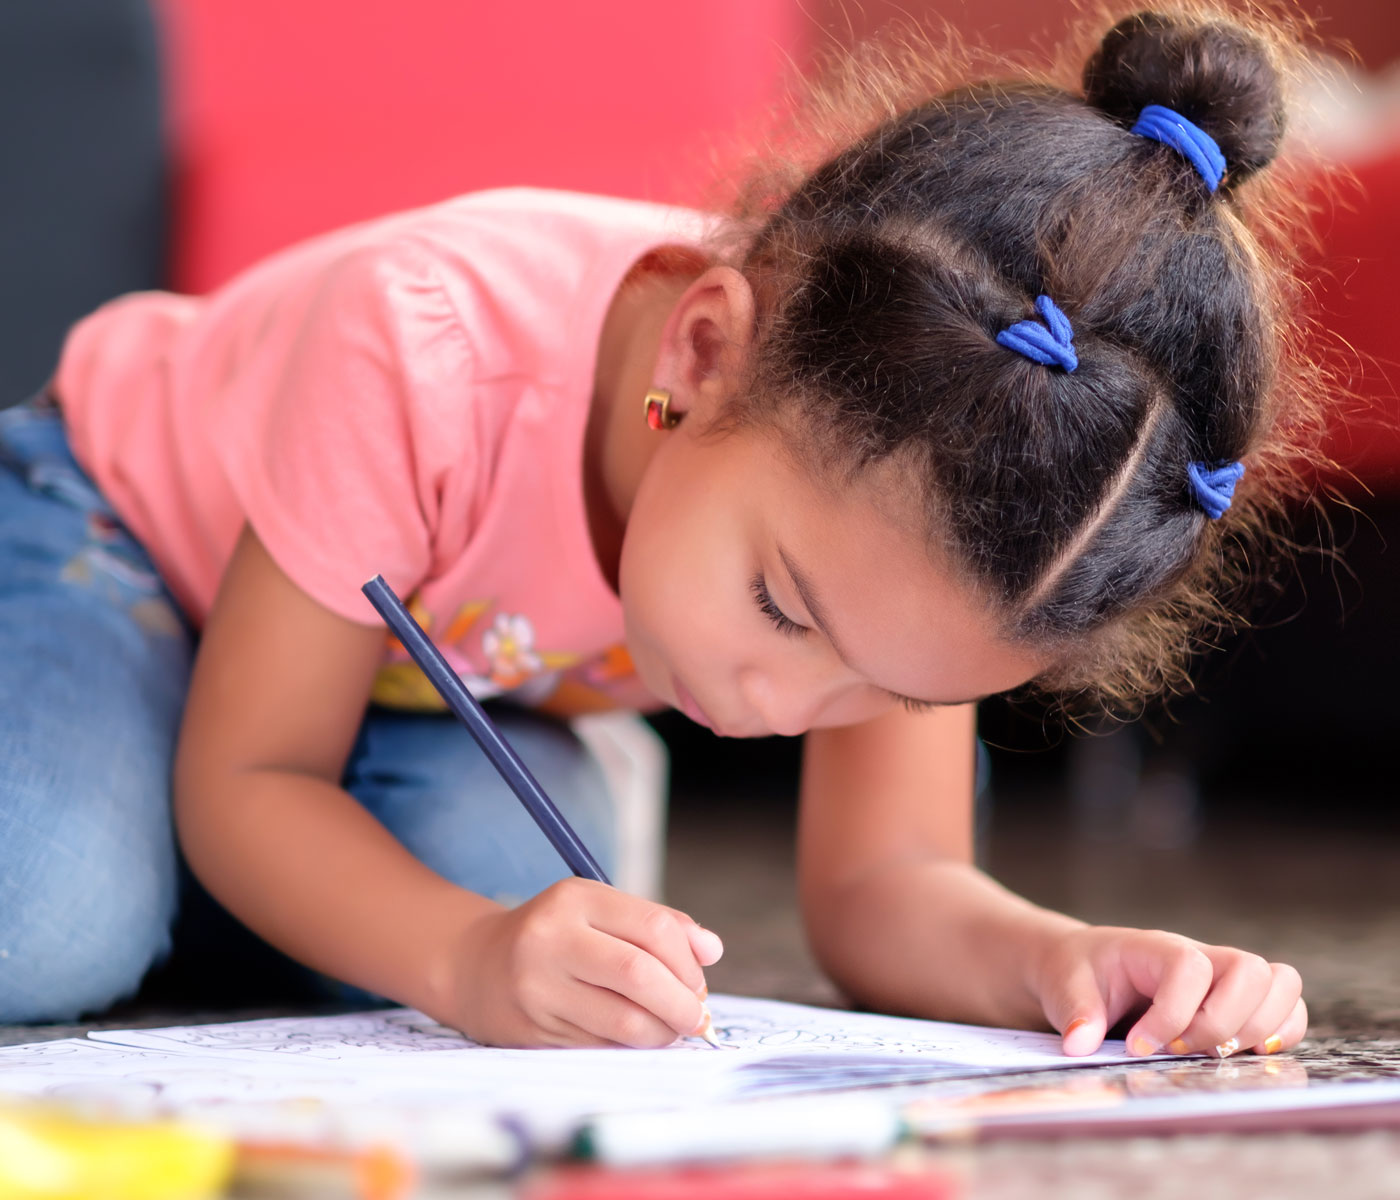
[1131,104,1226,192]
[996,295,1078,372]
[1187,460,1245,519]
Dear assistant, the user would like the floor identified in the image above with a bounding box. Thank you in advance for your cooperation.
[4,730,1400,1198]
[659,746,1400,1200]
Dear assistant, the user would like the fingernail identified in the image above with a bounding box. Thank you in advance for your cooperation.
[1263,1034,1283,1055]
[1168,1038,1189,1056]
[1064,1018,1090,1037]
[1214,1037,1241,1059]
[1130,1036,1158,1056]
[696,982,709,1001]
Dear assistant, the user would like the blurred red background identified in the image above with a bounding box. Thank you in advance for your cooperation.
[153,0,1399,491]
[0,0,1392,814]
[154,0,802,293]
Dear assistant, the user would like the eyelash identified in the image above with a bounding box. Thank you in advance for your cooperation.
[751,575,939,713]
[750,574,807,638]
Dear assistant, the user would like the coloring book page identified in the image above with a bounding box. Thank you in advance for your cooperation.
[81,994,1131,1069]
[75,994,1144,1099]
[1,995,1150,1139]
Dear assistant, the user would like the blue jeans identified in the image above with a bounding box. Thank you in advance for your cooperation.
[0,397,616,1023]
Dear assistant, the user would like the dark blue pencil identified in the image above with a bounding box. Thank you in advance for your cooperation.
[361,574,611,885]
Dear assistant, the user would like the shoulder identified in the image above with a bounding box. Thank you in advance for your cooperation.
[377,189,716,378]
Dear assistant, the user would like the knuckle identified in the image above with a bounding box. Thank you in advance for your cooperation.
[1238,953,1273,991]
[516,914,556,955]
[612,1009,657,1048]
[613,947,651,990]
[1178,946,1214,982]
[562,876,603,902]
[543,883,580,914]
[1271,962,1303,997]
[640,906,679,944]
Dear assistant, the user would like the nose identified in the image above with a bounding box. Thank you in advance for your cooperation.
[736,666,826,738]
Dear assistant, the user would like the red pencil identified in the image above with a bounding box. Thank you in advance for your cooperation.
[524,1162,959,1200]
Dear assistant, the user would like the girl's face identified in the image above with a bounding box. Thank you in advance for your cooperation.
[618,422,1047,737]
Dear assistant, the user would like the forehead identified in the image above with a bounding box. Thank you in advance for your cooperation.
[732,429,1043,701]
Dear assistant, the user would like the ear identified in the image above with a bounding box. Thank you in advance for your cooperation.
[651,266,755,423]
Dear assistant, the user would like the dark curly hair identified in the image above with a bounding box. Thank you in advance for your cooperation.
[705,2,1330,715]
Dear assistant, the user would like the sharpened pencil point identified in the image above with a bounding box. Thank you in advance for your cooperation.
[692,1003,721,1048]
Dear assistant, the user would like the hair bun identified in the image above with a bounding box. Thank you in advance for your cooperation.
[1083,10,1286,191]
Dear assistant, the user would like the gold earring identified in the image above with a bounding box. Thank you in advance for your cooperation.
[643,388,680,431]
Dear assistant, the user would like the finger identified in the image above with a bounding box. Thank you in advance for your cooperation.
[678,917,724,967]
[587,893,711,995]
[565,978,695,1048]
[514,1010,626,1049]
[1251,994,1308,1056]
[1119,935,1215,1056]
[1233,964,1302,1054]
[1040,954,1109,1056]
[504,986,683,1049]
[1165,951,1280,1057]
[570,926,706,1038]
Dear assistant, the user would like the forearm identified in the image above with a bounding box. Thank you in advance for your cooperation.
[803,857,1084,1030]
[175,769,499,1020]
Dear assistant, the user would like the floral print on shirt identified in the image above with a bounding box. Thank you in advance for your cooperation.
[369,595,638,715]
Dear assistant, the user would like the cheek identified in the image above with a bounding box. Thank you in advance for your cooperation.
[618,505,702,680]
[617,513,666,660]
[815,688,898,730]
[620,505,742,684]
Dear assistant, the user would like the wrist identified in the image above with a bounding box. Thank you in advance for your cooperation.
[413,890,506,1024]
[806,856,1084,1029]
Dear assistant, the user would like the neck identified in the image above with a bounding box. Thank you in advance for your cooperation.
[583,259,699,589]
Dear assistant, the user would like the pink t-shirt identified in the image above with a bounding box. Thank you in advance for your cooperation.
[55,188,715,714]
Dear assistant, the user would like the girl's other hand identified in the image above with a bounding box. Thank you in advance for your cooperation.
[1031,926,1306,1060]
[439,878,723,1048]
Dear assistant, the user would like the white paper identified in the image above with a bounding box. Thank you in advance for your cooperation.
[8,997,1393,1151]
[0,994,1145,1144]
[79,994,1139,1077]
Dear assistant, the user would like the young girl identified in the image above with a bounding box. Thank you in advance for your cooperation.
[0,4,1315,1060]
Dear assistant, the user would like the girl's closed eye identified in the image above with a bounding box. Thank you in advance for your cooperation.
[895,694,937,716]
[751,573,941,715]
[750,573,807,637]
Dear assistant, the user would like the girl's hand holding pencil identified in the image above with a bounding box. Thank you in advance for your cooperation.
[361,575,725,1049]
[444,878,724,1048]
[1032,925,1307,1061]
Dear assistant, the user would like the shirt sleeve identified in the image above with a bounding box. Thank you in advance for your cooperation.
[205,238,474,625]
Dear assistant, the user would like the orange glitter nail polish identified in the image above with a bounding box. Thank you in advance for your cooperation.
[1263,1034,1283,1055]
[1130,1036,1158,1056]
[1168,1038,1189,1056]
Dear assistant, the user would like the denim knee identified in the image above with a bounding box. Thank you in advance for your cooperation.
[0,397,188,1022]
[345,707,618,907]
[0,770,178,1023]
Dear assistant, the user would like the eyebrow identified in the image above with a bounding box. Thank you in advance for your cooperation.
[776,545,985,710]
